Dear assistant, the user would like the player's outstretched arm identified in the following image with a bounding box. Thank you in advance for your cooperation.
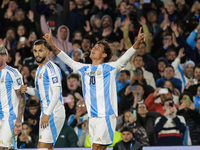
[14,89,26,135]
[43,28,61,55]
[133,27,145,50]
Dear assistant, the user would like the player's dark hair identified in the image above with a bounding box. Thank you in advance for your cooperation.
[33,39,49,48]
[96,39,112,62]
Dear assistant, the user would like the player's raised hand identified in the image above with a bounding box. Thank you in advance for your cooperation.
[43,28,53,45]
[137,27,145,43]
[133,27,145,49]
[20,84,27,94]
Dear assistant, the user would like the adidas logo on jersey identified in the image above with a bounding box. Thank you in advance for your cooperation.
[0,140,3,144]
[96,137,101,142]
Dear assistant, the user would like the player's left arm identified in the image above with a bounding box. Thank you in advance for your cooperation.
[12,70,26,135]
[14,89,26,135]
[114,27,145,69]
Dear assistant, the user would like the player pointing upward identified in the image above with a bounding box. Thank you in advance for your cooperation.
[44,27,145,150]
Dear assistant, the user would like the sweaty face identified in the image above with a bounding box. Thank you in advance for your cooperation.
[33,44,48,64]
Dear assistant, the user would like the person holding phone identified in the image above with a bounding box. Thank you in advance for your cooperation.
[145,88,179,115]
[119,83,146,114]
[177,92,200,145]
[154,99,186,146]
[17,122,36,148]
[67,100,88,139]
[63,93,76,120]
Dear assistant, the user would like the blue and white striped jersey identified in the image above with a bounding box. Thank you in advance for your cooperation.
[35,60,65,117]
[0,65,23,120]
[58,47,137,117]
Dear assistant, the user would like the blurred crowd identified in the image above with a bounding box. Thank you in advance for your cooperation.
[1,0,200,148]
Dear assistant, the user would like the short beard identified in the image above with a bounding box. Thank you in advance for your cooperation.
[35,57,46,63]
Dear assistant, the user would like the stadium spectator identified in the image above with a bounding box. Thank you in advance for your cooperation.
[67,100,88,139]
[156,65,182,92]
[17,122,36,148]
[145,88,179,115]
[55,120,78,148]
[125,55,156,89]
[113,126,143,150]
[135,103,161,146]
[177,92,200,145]
[154,99,186,146]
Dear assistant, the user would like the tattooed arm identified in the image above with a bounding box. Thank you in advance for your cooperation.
[14,89,26,135]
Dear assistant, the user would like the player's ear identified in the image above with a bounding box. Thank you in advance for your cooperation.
[102,53,107,59]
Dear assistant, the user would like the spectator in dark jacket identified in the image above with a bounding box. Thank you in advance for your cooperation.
[55,120,78,148]
[113,126,143,150]
[135,103,161,146]
[177,92,200,145]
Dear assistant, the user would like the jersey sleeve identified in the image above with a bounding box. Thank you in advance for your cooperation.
[109,47,137,72]
[12,69,24,90]
[47,64,62,87]
[57,51,86,71]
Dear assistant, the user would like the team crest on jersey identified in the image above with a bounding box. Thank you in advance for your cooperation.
[52,77,58,84]
[17,78,22,85]
[97,70,101,75]
[1,76,4,83]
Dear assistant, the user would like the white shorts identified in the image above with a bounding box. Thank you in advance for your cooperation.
[38,114,65,146]
[0,119,17,149]
[89,113,116,146]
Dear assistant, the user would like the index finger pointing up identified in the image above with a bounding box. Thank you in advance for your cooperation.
[139,27,142,34]
[49,28,52,36]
